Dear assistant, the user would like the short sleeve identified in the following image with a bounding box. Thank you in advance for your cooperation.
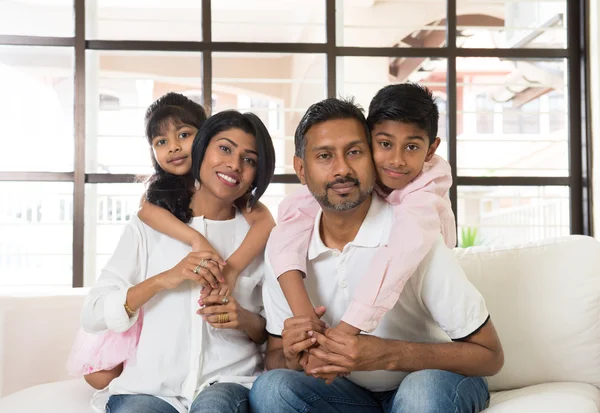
[262,250,294,336]
[419,238,489,340]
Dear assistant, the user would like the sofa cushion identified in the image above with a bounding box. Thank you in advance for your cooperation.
[486,382,600,412]
[0,290,87,397]
[456,236,600,392]
[0,379,96,413]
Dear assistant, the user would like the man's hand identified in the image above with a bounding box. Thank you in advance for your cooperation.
[308,328,386,375]
[281,306,327,370]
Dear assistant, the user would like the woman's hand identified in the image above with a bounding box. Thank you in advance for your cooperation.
[157,251,224,291]
[197,294,246,330]
[197,295,267,344]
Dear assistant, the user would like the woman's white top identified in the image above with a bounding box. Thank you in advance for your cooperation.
[81,212,264,413]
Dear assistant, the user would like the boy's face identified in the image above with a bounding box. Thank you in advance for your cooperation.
[371,120,440,191]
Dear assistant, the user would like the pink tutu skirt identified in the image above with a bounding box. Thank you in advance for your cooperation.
[66,312,143,376]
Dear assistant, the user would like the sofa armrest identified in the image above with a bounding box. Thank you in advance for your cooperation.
[0,289,87,397]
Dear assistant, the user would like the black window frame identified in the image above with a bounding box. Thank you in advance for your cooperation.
[0,0,592,287]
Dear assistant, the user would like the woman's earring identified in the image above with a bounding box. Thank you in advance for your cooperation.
[245,195,253,213]
[194,179,200,190]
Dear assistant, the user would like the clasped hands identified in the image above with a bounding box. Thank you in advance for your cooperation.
[282,307,380,384]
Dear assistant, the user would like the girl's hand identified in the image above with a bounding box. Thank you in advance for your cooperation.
[158,251,224,290]
[209,268,240,297]
[197,295,247,331]
[190,235,226,266]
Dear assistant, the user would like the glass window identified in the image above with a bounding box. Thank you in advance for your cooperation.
[86,0,202,41]
[84,184,144,286]
[457,186,570,246]
[457,58,568,177]
[0,0,74,37]
[457,0,566,49]
[0,46,74,172]
[0,182,73,288]
[212,0,325,43]
[86,50,203,174]
[475,94,495,134]
[212,52,327,174]
[548,91,566,133]
[337,0,447,47]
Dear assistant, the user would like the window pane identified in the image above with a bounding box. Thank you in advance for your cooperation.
[338,56,449,161]
[458,1,566,49]
[456,58,568,177]
[0,182,73,288]
[337,0,446,47]
[0,0,73,37]
[86,51,203,174]
[458,186,569,246]
[212,0,325,43]
[84,183,144,286]
[212,53,326,174]
[0,46,74,172]
[86,1,202,41]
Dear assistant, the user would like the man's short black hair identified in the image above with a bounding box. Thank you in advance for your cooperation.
[294,97,370,159]
[367,83,439,145]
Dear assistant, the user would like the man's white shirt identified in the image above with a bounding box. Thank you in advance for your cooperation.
[262,194,489,392]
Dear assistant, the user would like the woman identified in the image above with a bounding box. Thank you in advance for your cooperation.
[81,110,276,413]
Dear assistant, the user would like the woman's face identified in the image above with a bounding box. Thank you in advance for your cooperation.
[198,127,258,204]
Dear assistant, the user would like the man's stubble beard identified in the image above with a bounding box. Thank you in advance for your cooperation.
[307,178,375,212]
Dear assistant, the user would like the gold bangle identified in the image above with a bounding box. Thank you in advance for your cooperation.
[124,302,135,317]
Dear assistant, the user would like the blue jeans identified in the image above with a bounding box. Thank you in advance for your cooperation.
[249,369,490,413]
[106,383,250,413]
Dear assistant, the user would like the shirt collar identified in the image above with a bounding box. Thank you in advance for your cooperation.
[307,194,389,261]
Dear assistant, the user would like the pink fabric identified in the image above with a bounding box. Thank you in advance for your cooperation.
[267,155,456,332]
[66,312,143,376]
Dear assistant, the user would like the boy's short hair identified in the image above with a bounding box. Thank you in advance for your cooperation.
[367,83,439,145]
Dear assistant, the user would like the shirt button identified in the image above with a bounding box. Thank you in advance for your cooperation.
[340,280,347,288]
[332,250,340,257]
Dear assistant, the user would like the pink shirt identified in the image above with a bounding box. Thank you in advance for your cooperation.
[267,155,456,332]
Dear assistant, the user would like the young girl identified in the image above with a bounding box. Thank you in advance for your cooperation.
[67,92,274,390]
[268,84,456,366]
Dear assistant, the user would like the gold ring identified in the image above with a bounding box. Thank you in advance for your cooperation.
[221,296,229,304]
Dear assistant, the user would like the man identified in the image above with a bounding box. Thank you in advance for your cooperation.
[250,97,503,413]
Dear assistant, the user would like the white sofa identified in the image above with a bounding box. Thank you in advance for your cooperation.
[1,235,600,412]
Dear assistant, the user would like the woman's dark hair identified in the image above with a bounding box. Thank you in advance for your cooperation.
[143,92,207,223]
[192,110,276,211]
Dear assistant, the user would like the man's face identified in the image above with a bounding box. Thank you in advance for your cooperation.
[294,118,375,211]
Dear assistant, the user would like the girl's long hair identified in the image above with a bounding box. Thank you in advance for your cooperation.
[143,93,207,223]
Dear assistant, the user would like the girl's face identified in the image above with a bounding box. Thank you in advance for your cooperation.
[198,127,258,204]
[151,120,198,175]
